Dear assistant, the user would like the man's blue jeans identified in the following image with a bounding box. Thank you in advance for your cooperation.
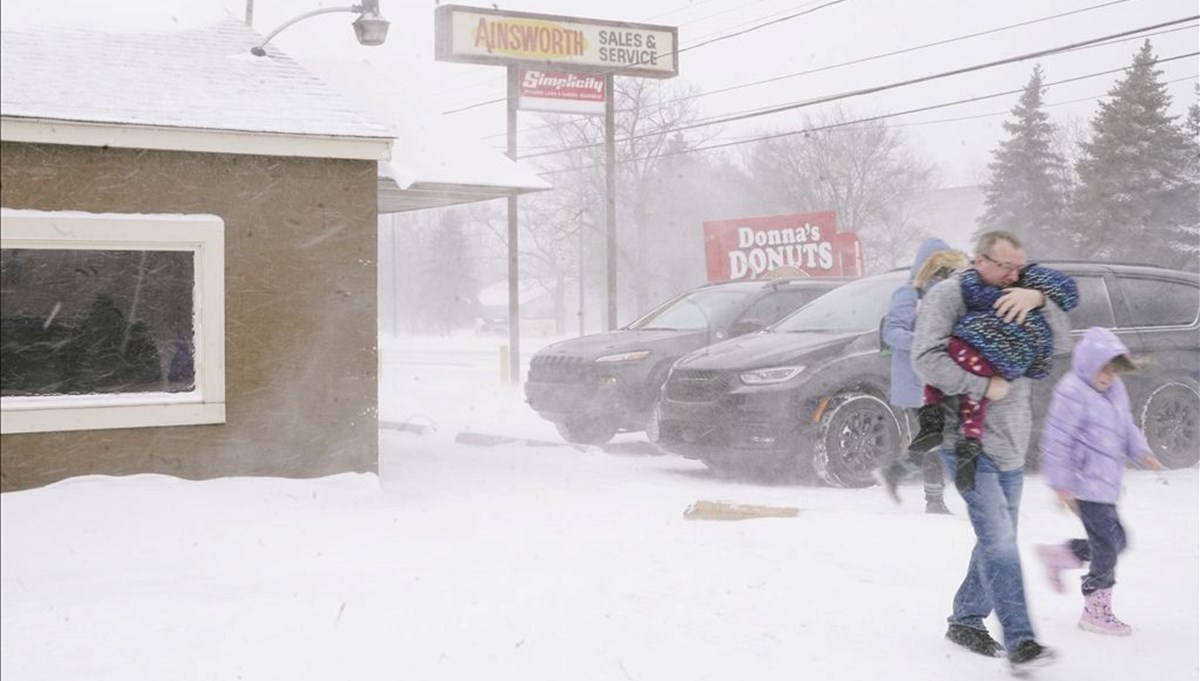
[941,450,1036,653]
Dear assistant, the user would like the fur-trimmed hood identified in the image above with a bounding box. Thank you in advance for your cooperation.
[913,248,969,292]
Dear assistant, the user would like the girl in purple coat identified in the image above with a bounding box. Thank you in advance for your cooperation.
[1035,326,1164,636]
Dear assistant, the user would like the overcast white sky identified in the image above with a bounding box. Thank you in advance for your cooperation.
[3,0,1193,185]
[236,0,1198,186]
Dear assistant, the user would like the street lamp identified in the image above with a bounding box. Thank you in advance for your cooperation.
[250,0,389,56]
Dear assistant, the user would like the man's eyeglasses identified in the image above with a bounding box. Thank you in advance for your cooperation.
[979,252,1025,274]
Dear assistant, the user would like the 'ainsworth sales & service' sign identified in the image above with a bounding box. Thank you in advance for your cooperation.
[435,5,678,78]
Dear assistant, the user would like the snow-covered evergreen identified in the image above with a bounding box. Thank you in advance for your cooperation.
[977,65,1071,256]
[1069,41,1199,269]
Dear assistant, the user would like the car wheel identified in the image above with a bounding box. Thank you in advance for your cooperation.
[813,393,903,488]
[1140,382,1200,469]
[644,399,661,443]
[555,418,617,446]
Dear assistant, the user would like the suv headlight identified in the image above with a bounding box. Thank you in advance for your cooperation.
[740,365,806,385]
[595,350,651,363]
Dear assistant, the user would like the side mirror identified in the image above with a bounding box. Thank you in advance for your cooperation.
[729,319,766,337]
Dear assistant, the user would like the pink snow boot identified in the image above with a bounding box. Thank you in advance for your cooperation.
[1079,588,1132,636]
[1035,543,1082,593]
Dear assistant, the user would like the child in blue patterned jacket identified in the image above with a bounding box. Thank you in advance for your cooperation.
[908,263,1079,491]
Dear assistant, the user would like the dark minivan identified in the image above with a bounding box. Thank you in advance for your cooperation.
[525,278,845,445]
[656,263,1200,486]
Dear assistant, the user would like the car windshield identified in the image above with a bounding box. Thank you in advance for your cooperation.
[771,271,907,333]
[627,288,752,331]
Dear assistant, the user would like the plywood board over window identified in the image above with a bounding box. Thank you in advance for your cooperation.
[0,209,225,433]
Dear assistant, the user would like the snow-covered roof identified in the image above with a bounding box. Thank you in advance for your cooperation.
[0,0,393,159]
[0,0,551,208]
[378,115,550,213]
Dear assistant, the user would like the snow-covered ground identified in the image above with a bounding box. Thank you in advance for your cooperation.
[2,333,1197,680]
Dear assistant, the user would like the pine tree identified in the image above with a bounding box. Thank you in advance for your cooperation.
[1174,86,1200,269]
[976,65,1070,256]
[1186,85,1200,141]
[417,210,480,334]
[1069,41,1198,268]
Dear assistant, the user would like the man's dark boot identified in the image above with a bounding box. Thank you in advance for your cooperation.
[954,437,983,494]
[945,624,1005,657]
[908,404,944,452]
[1009,639,1057,671]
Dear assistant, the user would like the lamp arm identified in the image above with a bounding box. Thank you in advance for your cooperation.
[251,5,361,55]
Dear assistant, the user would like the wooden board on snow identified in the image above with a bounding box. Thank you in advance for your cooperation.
[683,500,800,521]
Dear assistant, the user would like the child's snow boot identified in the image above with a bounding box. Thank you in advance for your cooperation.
[907,404,944,452]
[875,462,906,504]
[1079,588,1132,636]
[1035,544,1082,594]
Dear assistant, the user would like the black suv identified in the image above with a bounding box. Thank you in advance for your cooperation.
[656,263,1200,486]
[525,278,845,445]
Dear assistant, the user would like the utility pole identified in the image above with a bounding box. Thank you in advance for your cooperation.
[604,73,617,330]
[577,208,586,337]
[505,65,521,384]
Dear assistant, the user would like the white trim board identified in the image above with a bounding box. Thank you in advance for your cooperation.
[1,117,393,161]
[1,209,227,435]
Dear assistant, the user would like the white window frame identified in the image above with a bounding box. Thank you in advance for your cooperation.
[0,209,225,434]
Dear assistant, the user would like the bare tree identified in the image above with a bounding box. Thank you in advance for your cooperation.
[742,105,939,273]
[525,78,730,319]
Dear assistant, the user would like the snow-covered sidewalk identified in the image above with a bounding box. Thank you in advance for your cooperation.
[3,333,1197,680]
[2,432,1196,680]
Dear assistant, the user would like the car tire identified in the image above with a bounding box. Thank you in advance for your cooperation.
[813,393,903,488]
[644,399,661,444]
[1140,381,1200,469]
[555,418,617,446]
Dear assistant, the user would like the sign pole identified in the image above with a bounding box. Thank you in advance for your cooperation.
[434,5,678,338]
[604,72,616,330]
[506,65,521,384]
[578,207,586,336]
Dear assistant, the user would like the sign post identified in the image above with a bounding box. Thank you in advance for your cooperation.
[506,65,519,382]
[435,5,677,374]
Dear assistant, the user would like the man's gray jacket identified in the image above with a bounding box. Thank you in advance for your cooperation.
[911,270,1072,471]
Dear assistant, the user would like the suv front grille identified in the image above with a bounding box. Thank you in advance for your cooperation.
[529,355,590,384]
[665,369,732,403]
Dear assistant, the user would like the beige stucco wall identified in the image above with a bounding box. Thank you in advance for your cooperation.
[0,141,378,491]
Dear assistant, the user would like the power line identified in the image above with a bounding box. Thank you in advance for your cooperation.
[887,73,1198,128]
[638,1,1144,114]
[517,17,1198,160]
[628,21,1198,143]
[436,0,761,102]
[639,0,738,23]
[507,23,1193,153]
[440,0,853,114]
[532,51,1199,176]
[674,0,850,56]
[644,0,777,31]
[482,0,1151,139]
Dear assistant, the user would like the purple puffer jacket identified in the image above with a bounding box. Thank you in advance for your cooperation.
[1039,327,1150,504]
